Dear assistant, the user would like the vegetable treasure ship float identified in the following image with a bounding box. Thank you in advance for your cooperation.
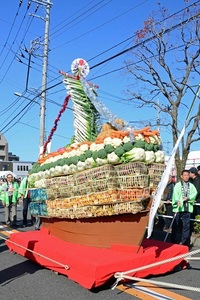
[29,58,165,248]
[6,59,189,289]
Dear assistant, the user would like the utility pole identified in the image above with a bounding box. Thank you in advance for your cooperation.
[40,0,51,153]
[30,0,53,154]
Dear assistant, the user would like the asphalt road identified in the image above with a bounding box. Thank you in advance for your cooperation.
[0,203,200,300]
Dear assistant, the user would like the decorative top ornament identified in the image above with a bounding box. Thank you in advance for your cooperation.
[71,58,89,78]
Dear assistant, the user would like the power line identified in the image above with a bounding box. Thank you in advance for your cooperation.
[0,0,23,57]
[0,1,31,73]
[18,121,71,140]
[0,41,188,134]
[50,0,111,42]
[51,0,147,50]
[0,1,41,85]
[1,1,199,135]
[29,1,200,94]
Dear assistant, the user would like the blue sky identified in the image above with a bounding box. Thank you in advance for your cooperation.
[0,0,198,162]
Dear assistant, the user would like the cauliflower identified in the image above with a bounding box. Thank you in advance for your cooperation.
[77,161,86,171]
[145,151,155,164]
[79,143,89,152]
[155,150,165,163]
[123,135,131,143]
[103,137,113,145]
[96,158,108,166]
[111,138,123,148]
[107,152,120,164]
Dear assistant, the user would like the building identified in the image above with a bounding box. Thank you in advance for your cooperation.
[0,161,34,179]
[0,133,8,161]
[8,152,20,161]
[0,132,34,179]
[13,161,34,179]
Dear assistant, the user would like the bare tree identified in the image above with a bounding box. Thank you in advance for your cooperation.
[124,2,200,178]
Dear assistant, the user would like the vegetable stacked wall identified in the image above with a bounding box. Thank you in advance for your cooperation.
[29,129,165,219]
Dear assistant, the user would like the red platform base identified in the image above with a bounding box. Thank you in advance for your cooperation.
[6,228,188,289]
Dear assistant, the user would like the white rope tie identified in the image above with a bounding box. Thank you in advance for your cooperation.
[1,235,70,270]
[115,248,200,276]
[113,248,200,291]
[123,275,200,293]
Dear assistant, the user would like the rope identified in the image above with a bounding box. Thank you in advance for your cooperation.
[123,275,200,293]
[115,248,200,276]
[0,235,70,270]
[113,248,200,291]
[185,257,200,261]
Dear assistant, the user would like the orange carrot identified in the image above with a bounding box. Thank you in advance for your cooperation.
[144,136,150,143]
[141,126,151,131]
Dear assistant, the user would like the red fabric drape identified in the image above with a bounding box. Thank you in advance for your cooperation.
[6,229,188,289]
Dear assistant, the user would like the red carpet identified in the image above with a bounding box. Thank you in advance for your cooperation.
[6,228,188,289]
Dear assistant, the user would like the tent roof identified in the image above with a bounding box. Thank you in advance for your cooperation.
[0,171,17,178]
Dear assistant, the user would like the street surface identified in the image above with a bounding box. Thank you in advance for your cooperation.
[0,203,200,300]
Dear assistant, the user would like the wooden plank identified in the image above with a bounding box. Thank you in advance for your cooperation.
[117,282,192,300]
[41,211,149,248]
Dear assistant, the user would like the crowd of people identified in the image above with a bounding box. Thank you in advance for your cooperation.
[162,165,200,247]
[0,173,40,230]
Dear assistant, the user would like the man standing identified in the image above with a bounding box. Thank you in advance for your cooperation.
[1,173,19,227]
[171,170,197,247]
[19,175,35,227]
[189,167,200,216]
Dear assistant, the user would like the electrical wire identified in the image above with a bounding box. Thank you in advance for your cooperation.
[30,0,200,94]
[0,40,190,134]
[17,121,71,140]
[51,0,148,51]
[1,1,199,134]
[1,100,35,134]
[47,0,112,42]
[0,1,31,73]
[0,1,39,85]
[0,0,23,57]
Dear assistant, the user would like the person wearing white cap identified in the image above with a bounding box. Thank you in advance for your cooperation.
[1,173,19,227]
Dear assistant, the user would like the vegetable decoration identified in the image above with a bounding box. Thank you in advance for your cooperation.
[29,60,165,192]
[133,126,161,145]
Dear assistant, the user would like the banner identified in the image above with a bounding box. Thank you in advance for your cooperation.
[147,124,186,238]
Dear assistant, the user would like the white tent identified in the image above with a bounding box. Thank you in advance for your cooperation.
[0,171,17,179]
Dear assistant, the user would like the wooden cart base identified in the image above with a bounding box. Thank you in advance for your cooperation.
[40,211,149,249]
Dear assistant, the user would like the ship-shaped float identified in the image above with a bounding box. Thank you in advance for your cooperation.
[6,59,188,289]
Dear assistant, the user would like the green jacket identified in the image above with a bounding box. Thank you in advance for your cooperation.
[172,181,197,213]
[1,181,19,206]
[18,176,29,198]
